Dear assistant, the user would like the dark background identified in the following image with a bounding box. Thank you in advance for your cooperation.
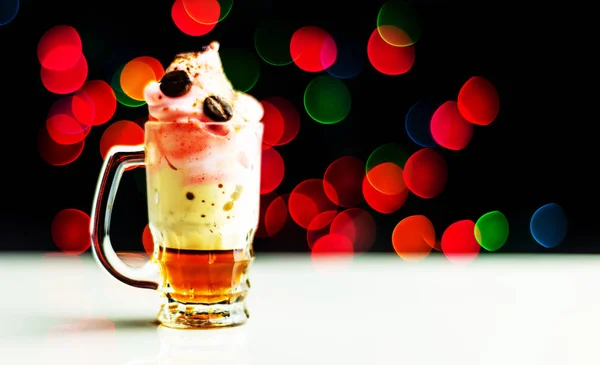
[0,0,594,254]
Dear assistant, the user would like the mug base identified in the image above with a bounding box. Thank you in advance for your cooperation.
[157,299,249,329]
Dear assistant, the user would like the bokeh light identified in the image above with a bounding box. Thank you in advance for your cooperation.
[136,56,165,81]
[263,96,301,146]
[441,220,480,264]
[311,236,354,275]
[323,156,365,207]
[260,100,285,148]
[403,148,448,199]
[290,26,337,72]
[304,75,351,124]
[289,179,338,229]
[366,143,408,194]
[111,65,146,107]
[366,162,405,196]
[367,27,415,75]
[330,208,376,253]
[51,209,91,255]
[366,143,409,170]
[405,100,438,148]
[142,224,154,256]
[307,210,338,249]
[458,76,500,126]
[72,80,117,126]
[38,126,85,166]
[0,0,19,26]
[362,174,408,214]
[475,210,509,251]
[430,101,474,151]
[46,114,89,146]
[325,33,366,79]
[120,58,160,101]
[260,147,285,194]
[256,193,278,238]
[254,16,296,66]
[530,203,567,248]
[377,0,422,47]
[47,96,91,145]
[256,193,288,238]
[265,195,288,236]
[99,120,145,159]
[37,25,82,70]
[181,0,220,25]
[41,54,88,95]
[311,234,354,264]
[392,215,435,261]
[171,0,217,36]
[221,48,261,92]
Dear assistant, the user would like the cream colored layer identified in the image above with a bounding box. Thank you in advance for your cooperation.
[147,166,259,250]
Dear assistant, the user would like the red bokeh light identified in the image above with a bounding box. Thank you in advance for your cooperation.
[264,96,301,146]
[330,208,376,253]
[46,114,90,145]
[311,233,354,255]
[37,25,82,71]
[171,0,217,36]
[260,100,285,148]
[306,210,338,249]
[72,80,117,126]
[51,209,91,255]
[441,219,481,264]
[311,234,354,272]
[99,120,145,159]
[289,179,338,229]
[46,96,91,145]
[430,101,474,151]
[457,76,500,126]
[392,215,435,261]
[142,224,154,256]
[41,54,88,95]
[367,26,415,76]
[37,126,85,166]
[403,148,448,199]
[265,195,288,237]
[290,26,337,72]
[323,156,365,208]
[136,56,165,81]
[362,174,408,214]
[181,0,221,25]
[366,162,406,195]
[256,193,288,238]
[260,147,285,194]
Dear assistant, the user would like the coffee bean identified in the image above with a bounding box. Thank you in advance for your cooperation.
[203,95,233,121]
[159,70,192,97]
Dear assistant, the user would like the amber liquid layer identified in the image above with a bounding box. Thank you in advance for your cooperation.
[157,247,251,304]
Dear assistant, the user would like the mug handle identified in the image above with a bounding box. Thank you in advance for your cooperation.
[90,145,160,290]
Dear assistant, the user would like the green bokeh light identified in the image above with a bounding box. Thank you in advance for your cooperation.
[366,143,409,173]
[377,0,422,47]
[111,65,146,108]
[221,48,260,93]
[217,0,234,22]
[304,76,351,124]
[475,210,509,251]
[254,16,296,66]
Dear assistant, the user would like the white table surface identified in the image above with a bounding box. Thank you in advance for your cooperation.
[1,252,599,365]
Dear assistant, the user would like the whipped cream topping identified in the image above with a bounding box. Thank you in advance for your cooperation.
[144,42,263,124]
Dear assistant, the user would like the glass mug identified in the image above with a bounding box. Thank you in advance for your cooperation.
[90,121,263,329]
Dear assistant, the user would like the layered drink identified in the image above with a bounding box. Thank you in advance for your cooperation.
[143,42,264,308]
